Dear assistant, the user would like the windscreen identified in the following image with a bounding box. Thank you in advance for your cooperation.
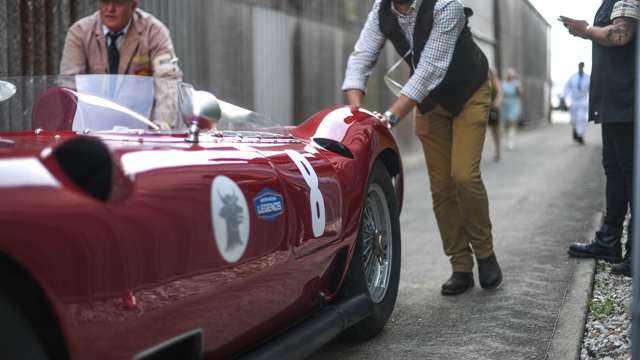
[0,75,288,138]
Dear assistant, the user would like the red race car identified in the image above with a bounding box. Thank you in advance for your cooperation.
[0,75,403,359]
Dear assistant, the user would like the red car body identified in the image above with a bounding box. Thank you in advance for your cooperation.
[0,86,403,359]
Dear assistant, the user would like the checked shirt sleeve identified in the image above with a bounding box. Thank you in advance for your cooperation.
[401,0,466,103]
[611,0,640,20]
[342,0,387,92]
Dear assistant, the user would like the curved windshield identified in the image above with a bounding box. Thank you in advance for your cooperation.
[0,75,288,138]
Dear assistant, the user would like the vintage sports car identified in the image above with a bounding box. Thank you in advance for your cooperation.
[0,75,403,359]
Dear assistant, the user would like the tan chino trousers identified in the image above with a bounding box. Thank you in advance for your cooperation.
[415,79,494,273]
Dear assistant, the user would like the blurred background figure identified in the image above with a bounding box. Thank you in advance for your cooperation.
[501,68,523,149]
[563,62,590,144]
[488,69,503,161]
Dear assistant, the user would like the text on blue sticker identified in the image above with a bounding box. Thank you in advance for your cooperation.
[254,188,284,220]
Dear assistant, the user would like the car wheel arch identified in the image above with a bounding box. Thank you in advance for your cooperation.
[335,159,401,340]
[376,148,401,179]
[338,148,402,286]
[0,252,69,359]
[375,148,403,214]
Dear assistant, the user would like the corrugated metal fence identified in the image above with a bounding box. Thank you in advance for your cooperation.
[0,0,549,132]
[141,0,396,125]
[142,0,549,127]
[0,0,97,131]
[0,0,97,77]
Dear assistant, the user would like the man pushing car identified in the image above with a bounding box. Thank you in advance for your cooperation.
[342,0,502,295]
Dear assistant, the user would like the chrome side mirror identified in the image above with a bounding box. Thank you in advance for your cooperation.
[182,89,221,144]
[0,80,16,102]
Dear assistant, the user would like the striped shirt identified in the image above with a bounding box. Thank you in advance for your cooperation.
[342,0,466,104]
[611,0,640,20]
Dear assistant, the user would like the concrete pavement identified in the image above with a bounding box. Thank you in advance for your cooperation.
[312,122,603,359]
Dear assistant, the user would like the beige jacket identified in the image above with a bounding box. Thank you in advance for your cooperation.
[60,9,183,128]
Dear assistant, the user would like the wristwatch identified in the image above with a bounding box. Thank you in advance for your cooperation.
[384,111,400,127]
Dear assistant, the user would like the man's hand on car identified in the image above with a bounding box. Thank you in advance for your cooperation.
[371,111,390,128]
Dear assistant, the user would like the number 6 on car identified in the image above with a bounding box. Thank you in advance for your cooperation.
[285,149,326,237]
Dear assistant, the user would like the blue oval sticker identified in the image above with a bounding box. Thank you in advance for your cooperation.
[254,188,284,221]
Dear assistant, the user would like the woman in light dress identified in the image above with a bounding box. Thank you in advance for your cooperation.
[501,68,523,149]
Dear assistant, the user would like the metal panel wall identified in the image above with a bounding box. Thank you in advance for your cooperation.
[141,0,396,125]
[0,0,97,77]
[252,7,295,123]
[464,0,497,69]
[136,0,519,126]
[0,0,548,130]
[0,0,98,131]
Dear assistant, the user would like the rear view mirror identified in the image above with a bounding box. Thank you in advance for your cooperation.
[182,89,221,143]
[182,89,221,129]
[191,91,221,128]
[0,80,16,103]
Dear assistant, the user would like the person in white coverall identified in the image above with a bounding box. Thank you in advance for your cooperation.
[564,62,591,144]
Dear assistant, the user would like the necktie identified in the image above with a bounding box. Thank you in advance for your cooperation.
[107,32,123,74]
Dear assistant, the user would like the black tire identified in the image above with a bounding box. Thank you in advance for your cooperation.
[0,291,48,360]
[341,160,401,340]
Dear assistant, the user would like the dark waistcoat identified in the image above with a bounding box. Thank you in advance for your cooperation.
[590,0,637,123]
[378,0,488,115]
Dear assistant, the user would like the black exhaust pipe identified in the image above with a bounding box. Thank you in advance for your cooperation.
[239,294,372,360]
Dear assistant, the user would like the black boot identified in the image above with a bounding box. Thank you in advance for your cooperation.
[612,231,633,277]
[477,253,503,289]
[441,272,474,296]
[568,224,622,263]
[611,255,632,277]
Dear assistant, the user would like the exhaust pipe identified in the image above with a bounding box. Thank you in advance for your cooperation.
[239,294,372,360]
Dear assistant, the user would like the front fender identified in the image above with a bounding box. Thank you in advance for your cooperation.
[289,106,404,301]
[290,106,403,213]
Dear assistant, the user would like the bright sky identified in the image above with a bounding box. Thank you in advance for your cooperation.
[528,0,602,85]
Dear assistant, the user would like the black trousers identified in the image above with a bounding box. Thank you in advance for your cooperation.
[602,122,635,253]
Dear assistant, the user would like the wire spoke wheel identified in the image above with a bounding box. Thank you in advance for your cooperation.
[341,160,400,341]
[362,183,392,303]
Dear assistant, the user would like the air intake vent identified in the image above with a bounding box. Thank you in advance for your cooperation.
[313,138,354,159]
[53,137,112,202]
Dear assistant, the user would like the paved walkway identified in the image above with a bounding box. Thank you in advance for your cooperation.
[312,121,603,359]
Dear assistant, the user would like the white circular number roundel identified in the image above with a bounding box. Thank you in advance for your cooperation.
[285,150,326,237]
[211,176,250,263]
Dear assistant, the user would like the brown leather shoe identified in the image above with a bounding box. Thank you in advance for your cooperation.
[477,253,503,290]
[441,272,474,296]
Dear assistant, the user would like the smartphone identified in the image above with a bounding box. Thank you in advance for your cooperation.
[558,15,573,23]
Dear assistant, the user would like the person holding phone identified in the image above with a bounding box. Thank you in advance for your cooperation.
[562,0,638,277]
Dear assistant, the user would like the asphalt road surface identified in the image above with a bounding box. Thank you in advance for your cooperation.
[312,121,604,359]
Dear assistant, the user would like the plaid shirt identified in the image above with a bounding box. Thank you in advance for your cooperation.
[611,0,640,20]
[342,0,466,103]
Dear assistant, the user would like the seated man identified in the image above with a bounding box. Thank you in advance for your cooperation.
[60,0,183,129]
